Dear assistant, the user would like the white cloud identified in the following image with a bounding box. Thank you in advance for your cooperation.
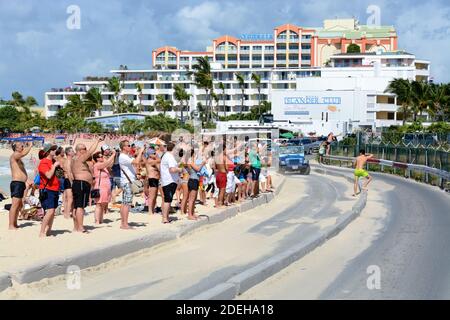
[394,1,450,83]
[171,1,252,49]
[77,59,108,77]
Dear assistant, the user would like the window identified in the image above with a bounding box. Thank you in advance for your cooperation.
[265,46,274,51]
[241,46,250,51]
[302,34,311,39]
[253,46,262,51]
[301,44,311,50]
[387,112,395,120]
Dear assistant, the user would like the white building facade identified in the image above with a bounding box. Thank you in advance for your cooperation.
[271,51,431,136]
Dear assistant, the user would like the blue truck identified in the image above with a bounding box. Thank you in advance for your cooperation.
[278,145,310,175]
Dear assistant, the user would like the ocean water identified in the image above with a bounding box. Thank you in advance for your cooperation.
[0,156,35,195]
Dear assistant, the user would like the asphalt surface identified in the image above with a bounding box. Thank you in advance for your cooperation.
[241,166,450,300]
[2,172,354,300]
[319,169,450,299]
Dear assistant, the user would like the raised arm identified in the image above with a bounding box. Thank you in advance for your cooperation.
[132,147,144,166]
[96,151,116,170]
[21,142,33,158]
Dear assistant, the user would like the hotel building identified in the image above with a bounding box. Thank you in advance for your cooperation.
[44,18,430,134]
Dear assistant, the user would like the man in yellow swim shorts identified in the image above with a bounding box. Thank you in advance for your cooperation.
[354,149,374,196]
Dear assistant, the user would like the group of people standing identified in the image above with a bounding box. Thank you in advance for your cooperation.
[8,135,274,237]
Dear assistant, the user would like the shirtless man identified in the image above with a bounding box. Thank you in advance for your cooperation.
[353,149,374,196]
[71,137,103,232]
[63,147,75,219]
[9,142,33,230]
[214,144,227,207]
[144,147,161,214]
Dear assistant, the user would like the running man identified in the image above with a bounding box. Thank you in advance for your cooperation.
[353,149,374,196]
[9,141,33,230]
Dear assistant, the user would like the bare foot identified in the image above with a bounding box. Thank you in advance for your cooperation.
[9,226,19,231]
[39,233,47,238]
[187,215,198,220]
[162,220,171,224]
[120,225,135,230]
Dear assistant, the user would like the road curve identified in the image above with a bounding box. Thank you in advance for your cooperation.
[239,166,450,300]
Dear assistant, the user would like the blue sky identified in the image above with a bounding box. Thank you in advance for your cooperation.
[0,0,449,104]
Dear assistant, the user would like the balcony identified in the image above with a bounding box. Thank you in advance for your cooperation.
[375,119,402,128]
[375,103,398,112]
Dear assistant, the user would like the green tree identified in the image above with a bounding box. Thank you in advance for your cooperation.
[120,119,144,134]
[347,44,361,53]
[0,105,20,131]
[428,83,449,121]
[84,87,103,117]
[173,84,191,124]
[218,82,226,118]
[235,72,245,114]
[107,77,122,113]
[188,56,213,123]
[154,95,173,116]
[86,121,104,133]
[385,78,414,125]
[136,82,144,112]
[251,72,262,116]
[411,80,432,121]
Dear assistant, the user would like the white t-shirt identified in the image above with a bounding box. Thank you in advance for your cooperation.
[160,152,179,187]
[119,153,136,185]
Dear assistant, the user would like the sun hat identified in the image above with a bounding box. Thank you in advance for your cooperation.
[43,143,57,153]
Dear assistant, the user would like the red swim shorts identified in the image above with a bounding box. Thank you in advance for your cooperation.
[216,172,227,189]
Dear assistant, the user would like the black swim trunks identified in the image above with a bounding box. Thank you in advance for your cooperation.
[63,178,72,190]
[148,178,159,188]
[72,180,91,209]
[188,179,199,192]
[10,181,26,199]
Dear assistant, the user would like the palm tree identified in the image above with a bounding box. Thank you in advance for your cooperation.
[411,80,432,121]
[385,78,413,125]
[428,83,448,121]
[251,73,262,116]
[218,82,226,118]
[65,94,89,117]
[173,84,191,124]
[154,95,173,116]
[84,87,103,116]
[188,56,213,123]
[107,77,122,113]
[235,72,245,114]
[211,91,220,121]
[136,82,144,112]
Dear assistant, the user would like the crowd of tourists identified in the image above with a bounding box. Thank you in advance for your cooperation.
[7,134,274,237]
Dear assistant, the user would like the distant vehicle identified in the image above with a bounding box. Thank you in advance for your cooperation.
[278,145,310,175]
[402,133,437,146]
[287,138,321,154]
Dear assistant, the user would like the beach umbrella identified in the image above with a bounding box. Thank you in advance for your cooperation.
[280,132,294,139]
[148,137,166,145]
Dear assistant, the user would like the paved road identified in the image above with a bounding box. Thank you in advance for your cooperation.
[2,172,355,300]
[239,166,450,300]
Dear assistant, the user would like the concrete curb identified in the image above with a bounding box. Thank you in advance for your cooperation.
[0,273,12,292]
[191,167,368,300]
[1,174,286,291]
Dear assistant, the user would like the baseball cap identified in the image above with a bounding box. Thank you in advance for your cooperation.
[43,143,57,153]
[101,144,111,152]
[144,148,156,158]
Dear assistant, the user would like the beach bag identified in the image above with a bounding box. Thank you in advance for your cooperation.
[90,169,103,199]
[121,168,144,195]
